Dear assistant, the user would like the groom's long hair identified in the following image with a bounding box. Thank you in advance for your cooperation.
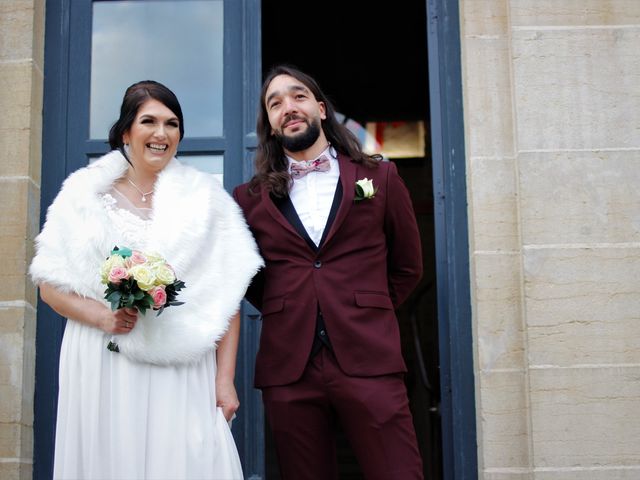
[249,65,380,197]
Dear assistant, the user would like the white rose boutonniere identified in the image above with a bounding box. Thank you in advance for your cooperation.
[354,178,377,202]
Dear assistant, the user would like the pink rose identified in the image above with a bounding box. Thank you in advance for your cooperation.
[108,266,129,284]
[129,251,147,265]
[149,285,167,308]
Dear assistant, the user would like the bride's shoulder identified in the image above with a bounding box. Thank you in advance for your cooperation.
[61,150,127,195]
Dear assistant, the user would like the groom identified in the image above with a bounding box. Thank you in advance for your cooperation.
[233,65,424,480]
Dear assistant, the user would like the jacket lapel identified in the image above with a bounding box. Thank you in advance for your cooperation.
[319,153,356,249]
[260,187,301,240]
[259,153,355,252]
[318,181,342,248]
[274,194,318,252]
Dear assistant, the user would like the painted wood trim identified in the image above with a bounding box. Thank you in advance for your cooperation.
[426,0,478,478]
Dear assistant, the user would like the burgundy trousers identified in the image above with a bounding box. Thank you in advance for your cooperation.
[261,348,424,480]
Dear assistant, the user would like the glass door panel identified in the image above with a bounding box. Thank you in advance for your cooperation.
[90,0,224,140]
[181,154,224,182]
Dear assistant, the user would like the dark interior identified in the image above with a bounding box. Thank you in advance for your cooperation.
[262,1,429,123]
[262,1,442,478]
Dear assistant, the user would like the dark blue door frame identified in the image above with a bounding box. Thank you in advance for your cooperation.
[427,0,478,478]
[36,0,475,479]
[34,2,71,479]
[236,1,266,477]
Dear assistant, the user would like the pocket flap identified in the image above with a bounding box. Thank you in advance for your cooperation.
[354,292,393,310]
[261,297,284,315]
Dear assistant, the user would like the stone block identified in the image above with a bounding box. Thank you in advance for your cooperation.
[0,63,33,135]
[0,423,20,458]
[0,178,29,237]
[0,331,24,423]
[530,366,640,468]
[0,463,20,480]
[463,36,515,158]
[0,178,39,305]
[474,252,525,370]
[24,276,38,310]
[0,0,35,62]
[469,157,519,252]
[513,28,640,150]
[19,463,32,480]
[20,308,36,427]
[0,306,25,334]
[0,178,37,305]
[478,468,535,480]
[462,0,509,36]
[524,247,640,366]
[28,180,41,236]
[510,0,640,27]
[33,0,45,71]
[0,129,31,178]
[534,468,640,480]
[0,384,21,424]
[0,246,27,305]
[519,151,640,245]
[483,472,533,480]
[28,63,44,185]
[0,62,41,180]
[478,370,531,469]
[19,425,32,463]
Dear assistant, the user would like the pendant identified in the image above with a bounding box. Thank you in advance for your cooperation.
[142,196,147,202]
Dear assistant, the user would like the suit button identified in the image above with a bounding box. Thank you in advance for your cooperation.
[314,260,322,268]
[320,329,326,336]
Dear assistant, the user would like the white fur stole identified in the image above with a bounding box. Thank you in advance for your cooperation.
[30,151,263,365]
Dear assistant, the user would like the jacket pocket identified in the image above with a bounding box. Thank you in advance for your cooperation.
[260,297,284,316]
[354,292,393,310]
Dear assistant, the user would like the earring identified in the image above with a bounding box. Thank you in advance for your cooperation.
[124,143,131,156]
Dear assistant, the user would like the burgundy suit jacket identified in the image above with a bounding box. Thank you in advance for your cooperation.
[233,154,422,387]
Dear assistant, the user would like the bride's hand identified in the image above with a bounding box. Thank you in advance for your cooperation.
[99,307,138,334]
[216,378,239,422]
[38,283,139,333]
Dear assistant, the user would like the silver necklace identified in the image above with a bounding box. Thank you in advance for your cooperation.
[127,178,154,202]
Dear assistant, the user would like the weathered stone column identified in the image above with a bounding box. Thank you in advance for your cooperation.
[461,1,640,478]
[0,1,45,479]
[460,1,531,477]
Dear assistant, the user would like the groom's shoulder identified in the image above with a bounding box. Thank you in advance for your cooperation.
[232,181,262,209]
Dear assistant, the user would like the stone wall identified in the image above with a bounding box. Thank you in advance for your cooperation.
[0,1,44,479]
[460,1,640,478]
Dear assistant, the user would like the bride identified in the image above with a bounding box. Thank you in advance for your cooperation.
[30,80,263,479]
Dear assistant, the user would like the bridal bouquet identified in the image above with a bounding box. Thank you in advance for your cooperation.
[101,246,185,351]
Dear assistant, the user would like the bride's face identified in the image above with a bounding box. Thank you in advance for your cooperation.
[123,99,180,175]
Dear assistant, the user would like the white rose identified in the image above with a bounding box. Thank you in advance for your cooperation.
[356,178,375,199]
[128,264,156,291]
[154,264,176,285]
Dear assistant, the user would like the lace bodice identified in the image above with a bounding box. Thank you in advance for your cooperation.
[101,188,153,250]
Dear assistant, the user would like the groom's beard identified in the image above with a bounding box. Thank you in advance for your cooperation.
[275,116,322,152]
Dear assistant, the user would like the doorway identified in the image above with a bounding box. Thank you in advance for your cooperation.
[261,1,442,478]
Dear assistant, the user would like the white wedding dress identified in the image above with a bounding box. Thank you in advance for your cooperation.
[53,189,243,480]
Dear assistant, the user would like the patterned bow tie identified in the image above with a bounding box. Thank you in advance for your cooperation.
[290,155,331,179]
